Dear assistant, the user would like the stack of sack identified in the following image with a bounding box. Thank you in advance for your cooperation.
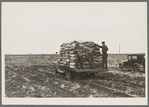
[94,46,102,67]
[58,40,102,69]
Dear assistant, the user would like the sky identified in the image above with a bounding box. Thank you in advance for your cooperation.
[2,2,147,54]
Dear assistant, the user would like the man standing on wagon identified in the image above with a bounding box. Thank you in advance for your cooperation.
[74,42,84,69]
[97,41,108,69]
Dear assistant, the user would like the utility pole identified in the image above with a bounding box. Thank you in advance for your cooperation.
[119,44,121,62]
[119,44,120,55]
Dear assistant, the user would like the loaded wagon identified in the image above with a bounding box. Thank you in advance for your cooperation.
[53,40,108,79]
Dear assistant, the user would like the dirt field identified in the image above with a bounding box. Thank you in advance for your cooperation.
[5,54,145,97]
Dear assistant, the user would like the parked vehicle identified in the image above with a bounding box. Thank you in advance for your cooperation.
[119,54,145,72]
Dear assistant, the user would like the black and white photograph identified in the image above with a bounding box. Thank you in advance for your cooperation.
[2,2,147,105]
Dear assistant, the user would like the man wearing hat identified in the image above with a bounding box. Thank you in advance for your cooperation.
[83,43,95,69]
[74,42,84,69]
[96,41,108,69]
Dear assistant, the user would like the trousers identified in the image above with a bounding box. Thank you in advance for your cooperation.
[76,53,83,69]
[102,53,108,69]
[87,53,94,68]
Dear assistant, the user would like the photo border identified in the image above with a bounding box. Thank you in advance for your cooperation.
[1,1,148,106]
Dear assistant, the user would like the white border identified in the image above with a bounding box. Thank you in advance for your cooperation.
[2,2,148,105]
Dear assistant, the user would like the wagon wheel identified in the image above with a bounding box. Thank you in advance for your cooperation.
[133,65,140,72]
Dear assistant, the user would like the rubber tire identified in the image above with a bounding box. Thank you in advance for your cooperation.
[133,65,140,72]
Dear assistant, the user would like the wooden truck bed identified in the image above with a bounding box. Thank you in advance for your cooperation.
[54,63,108,73]
[75,68,108,73]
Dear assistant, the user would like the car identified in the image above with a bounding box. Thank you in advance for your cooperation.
[119,53,145,72]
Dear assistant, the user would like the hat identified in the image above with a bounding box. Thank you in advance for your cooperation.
[102,41,105,44]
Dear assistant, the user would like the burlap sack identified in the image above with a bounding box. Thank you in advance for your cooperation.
[94,61,102,64]
[70,62,76,66]
[94,50,101,54]
[65,59,70,62]
[69,54,76,57]
[94,58,102,61]
[69,59,76,63]
[84,61,90,65]
[59,64,65,66]
[65,51,69,54]
[65,45,74,48]
[65,47,75,51]
[70,65,76,68]
[69,51,75,54]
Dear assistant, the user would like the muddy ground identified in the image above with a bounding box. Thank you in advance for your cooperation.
[5,64,145,98]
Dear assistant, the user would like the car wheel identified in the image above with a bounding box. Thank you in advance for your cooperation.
[133,65,140,72]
